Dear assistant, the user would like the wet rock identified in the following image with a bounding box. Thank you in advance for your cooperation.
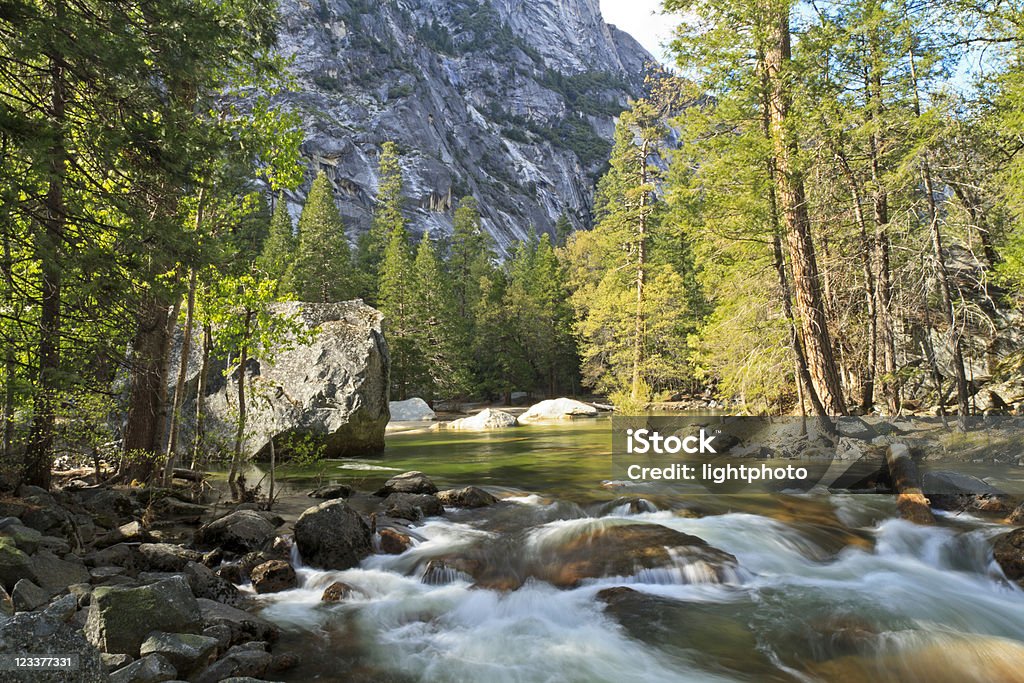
[250,560,296,594]
[437,486,498,508]
[140,632,219,677]
[388,397,435,421]
[0,610,106,682]
[11,578,49,611]
[320,581,357,602]
[196,598,279,646]
[376,471,438,495]
[443,408,518,430]
[109,653,177,683]
[378,527,412,554]
[194,510,280,554]
[517,398,598,422]
[140,543,204,572]
[1009,503,1024,525]
[307,484,351,500]
[0,537,37,590]
[85,576,202,655]
[922,471,1015,515]
[383,493,444,521]
[184,561,244,607]
[294,500,372,570]
[993,528,1024,586]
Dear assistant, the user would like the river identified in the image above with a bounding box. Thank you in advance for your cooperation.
[239,418,1024,682]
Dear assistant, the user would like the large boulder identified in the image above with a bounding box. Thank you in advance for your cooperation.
[0,537,37,591]
[517,398,599,422]
[84,577,202,655]
[0,611,107,682]
[294,500,372,570]
[139,543,204,572]
[443,408,518,431]
[194,510,280,554]
[168,301,389,458]
[388,397,435,421]
[30,551,90,592]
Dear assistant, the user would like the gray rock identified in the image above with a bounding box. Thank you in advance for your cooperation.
[101,652,133,671]
[140,632,219,676]
[184,561,244,607]
[139,543,203,572]
[0,522,43,553]
[11,578,49,611]
[388,398,435,421]
[383,493,444,521]
[249,560,296,594]
[377,471,438,495]
[109,653,177,683]
[443,408,518,430]
[194,510,280,554]
[436,486,498,508]
[85,576,202,655]
[307,484,351,499]
[294,500,372,570]
[0,537,37,591]
[83,542,138,570]
[42,593,78,622]
[167,301,389,459]
[0,610,106,682]
[192,645,273,683]
[30,551,90,592]
[196,598,279,646]
[81,489,135,522]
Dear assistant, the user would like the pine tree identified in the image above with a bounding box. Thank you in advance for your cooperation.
[256,195,297,285]
[411,231,467,400]
[378,220,418,400]
[283,171,353,302]
[554,212,574,246]
[357,141,404,302]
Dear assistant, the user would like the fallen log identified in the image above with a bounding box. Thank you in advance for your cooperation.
[172,468,205,483]
[886,443,935,524]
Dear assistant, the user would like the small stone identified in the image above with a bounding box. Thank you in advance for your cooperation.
[109,653,177,683]
[308,484,351,499]
[320,581,356,603]
[376,471,438,495]
[436,486,498,508]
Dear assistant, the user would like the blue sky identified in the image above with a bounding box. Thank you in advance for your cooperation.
[599,0,677,64]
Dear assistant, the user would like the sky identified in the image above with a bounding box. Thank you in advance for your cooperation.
[599,0,678,65]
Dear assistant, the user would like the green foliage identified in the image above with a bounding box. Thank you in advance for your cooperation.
[256,196,297,285]
[283,171,354,303]
[357,141,405,303]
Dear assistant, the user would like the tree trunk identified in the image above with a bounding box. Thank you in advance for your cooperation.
[631,140,650,402]
[228,310,254,499]
[191,322,212,468]
[24,41,67,489]
[763,6,846,416]
[164,267,198,484]
[2,226,16,463]
[123,295,175,482]
[907,31,970,429]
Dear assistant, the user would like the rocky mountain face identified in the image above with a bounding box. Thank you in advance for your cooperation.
[272,0,654,253]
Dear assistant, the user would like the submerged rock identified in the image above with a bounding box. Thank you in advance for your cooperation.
[517,398,599,422]
[378,528,412,554]
[293,500,372,570]
[443,408,518,431]
[388,398,436,422]
[320,581,358,603]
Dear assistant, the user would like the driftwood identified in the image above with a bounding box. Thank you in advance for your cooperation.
[172,468,205,483]
[886,443,935,524]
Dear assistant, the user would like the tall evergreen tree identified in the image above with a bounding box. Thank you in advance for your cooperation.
[411,231,467,400]
[257,195,297,286]
[357,141,404,302]
[284,171,353,302]
[378,220,417,400]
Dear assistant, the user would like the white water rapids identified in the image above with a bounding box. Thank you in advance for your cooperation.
[253,493,1024,682]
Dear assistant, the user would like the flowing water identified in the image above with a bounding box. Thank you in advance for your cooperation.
[243,419,1024,682]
